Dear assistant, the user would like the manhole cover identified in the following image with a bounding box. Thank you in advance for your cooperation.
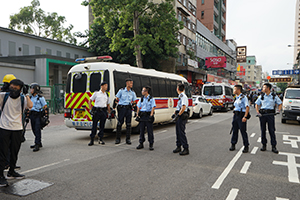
[0,179,53,196]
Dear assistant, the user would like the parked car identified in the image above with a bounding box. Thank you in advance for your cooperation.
[192,95,213,118]
[281,85,300,124]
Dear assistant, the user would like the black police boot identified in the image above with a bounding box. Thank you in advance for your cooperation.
[173,146,181,153]
[98,138,105,145]
[125,125,131,145]
[136,143,144,149]
[88,138,94,146]
[229,144,236,151]
[272,146,279,154]
[260,144,267,151]
[242,146,249,153]
[179,148,189,156]
[149,143,154,151]
[115,125,121,144]
[33,144,40,152]
[30,143,42,149]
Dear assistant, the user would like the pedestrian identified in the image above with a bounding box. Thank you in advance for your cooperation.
[29,83,48,152]
[114,78,137,144]
[88,81,111,146]
[172,83,190,156]
[255,83,282,153]
[229,85,250,153]
[136,86,156,150]
[0,79,33,187]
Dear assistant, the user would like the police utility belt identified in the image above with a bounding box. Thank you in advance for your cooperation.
[259,109,275,114]
[118,105,132,109]
[94,107,107,112]
[233,111,251,119]
[30,110,42,116]
[139,111,151,117]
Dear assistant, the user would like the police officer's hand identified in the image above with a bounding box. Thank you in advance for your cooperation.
[242,117,247,122]
[276,109,280,114]
[256,113,262,117]
[149,115,154,123]
[107,113,112,119]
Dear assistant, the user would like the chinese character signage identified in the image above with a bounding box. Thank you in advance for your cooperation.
[236,46,247,63]
[205,56,227,68]
[269,78,292,83]
[236,64,245,76]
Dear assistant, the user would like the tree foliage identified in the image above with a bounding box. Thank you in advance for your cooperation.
[9,0,77,44]
[276,82,288,93]
[84,0,183,68]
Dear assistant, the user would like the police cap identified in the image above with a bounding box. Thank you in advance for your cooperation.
[100,81,108,86]
[125,78,133,82]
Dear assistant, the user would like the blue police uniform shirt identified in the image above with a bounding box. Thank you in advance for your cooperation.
[31,95,47,112]
[116,88,137,105]
[176,92,188,111]
[234,94,249,112]
[137,95,156,112]
[255,93,282,109]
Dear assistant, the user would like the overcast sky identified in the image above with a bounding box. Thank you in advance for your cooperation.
[0,0,296,75]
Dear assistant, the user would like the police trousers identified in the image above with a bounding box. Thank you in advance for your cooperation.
[30,113,42,145]
[0,128,22,174]
[176,116,189,149]
[117,106,132,127]
[231,113,249,146]
[259,115,276,146]
[139,115,154,144]
[90,110,107,139]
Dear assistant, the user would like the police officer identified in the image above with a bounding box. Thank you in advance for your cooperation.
[114,78,137,144]
[229,85,250,153]
[172,83,189,156]
[255,83,282,153]
[136,86,156,150]
[29,83,48,152]
[88,81,111,146]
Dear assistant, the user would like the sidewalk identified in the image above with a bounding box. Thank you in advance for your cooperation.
[48,113,65,127]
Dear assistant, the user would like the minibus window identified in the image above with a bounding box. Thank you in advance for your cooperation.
[203,86,222,96]
[166,79,172,97]
[171,80,178,97]
[150,77,160,97]
[184,82,192,98]
[90,73,101,92]
[73,73,87,93]
[203,86,213,95]
[225,87,232,96]
[66,73,71,93]
[103,70,110,91]
[214,86,222,95]
[158,78,167,97]
[141,76,151,90]
[130,74,142,97]
[285,90,300,99]
[114,71,129,94]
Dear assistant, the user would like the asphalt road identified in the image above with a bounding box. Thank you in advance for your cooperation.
[1,107,300,200]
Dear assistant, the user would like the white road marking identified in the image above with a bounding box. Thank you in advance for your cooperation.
[257,137,261,143]
[211,147,243,189]
[240,161,251,174]
[283,135,300,148]
[155,130,167,135]
[22,159,70,174]
[225,188,239,200]
[250,133,256,138]
[189,120,199,123]
[273,152,300,183]
[267,131,290,134]
[251,147,259,154]
[276,197,289,200]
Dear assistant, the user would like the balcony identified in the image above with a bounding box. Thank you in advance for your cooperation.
[222,16,226,24]
[221,28,225,36]
[214,0,219,3]
[214,20,219,29]
[222,3,226,12]
[214,6,219,16]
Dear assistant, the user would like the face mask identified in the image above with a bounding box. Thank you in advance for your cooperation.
[9,88,21,99]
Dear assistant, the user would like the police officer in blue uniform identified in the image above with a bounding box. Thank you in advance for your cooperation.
[136,86,156,150]
[229,85,250,153]
[255,83,282,153]
[172,83,190,156]
[115,78,137,144]
[88,81,111,146]
[29,83,48,152]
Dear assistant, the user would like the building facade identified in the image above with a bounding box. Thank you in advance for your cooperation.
[294,0,300,64]
[0,27,94,86]
[244,56,262,87]
[196,0,226,42]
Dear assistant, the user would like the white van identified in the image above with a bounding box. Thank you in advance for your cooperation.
[281,85,300,124]
[202,83,234,111]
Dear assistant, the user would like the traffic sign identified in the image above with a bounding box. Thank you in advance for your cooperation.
[272,70,300,75]
[269,77,292,83]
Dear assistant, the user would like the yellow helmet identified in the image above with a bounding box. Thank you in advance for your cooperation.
[2,74,16,83]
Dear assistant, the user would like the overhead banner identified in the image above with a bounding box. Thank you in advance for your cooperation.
[205,56,226,68]
[236,46,247,63]
[269,77,292,83]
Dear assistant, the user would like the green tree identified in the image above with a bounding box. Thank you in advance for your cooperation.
[84,0,182,68]
[9,0,77,44]
[276,82,288,92]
